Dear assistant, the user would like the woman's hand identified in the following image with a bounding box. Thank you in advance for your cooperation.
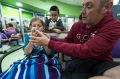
[48,26,54,30]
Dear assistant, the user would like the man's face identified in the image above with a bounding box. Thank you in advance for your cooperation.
[81,0,106,25]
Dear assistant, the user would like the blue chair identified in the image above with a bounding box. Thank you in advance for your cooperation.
[112,39,120,58]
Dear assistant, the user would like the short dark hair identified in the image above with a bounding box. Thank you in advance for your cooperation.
[10,18,14,21]
[49,5,59,14]
[0,27,4,33]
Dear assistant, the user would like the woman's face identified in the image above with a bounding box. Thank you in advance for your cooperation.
[31,20,44,33]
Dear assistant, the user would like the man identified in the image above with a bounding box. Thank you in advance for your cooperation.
[30,0,120,79]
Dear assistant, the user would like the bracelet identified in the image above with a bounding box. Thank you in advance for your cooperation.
[29,42,33,48]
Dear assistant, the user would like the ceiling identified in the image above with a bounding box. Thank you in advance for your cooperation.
[57,0,119,6]
[0,0,82,17]
[57,0,82,6]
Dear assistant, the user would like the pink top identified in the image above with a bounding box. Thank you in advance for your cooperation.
[7,27,16,30]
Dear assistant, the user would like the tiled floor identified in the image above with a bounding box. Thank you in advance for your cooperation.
[1,47,120,73]
[0,54,4,58]
[0,45,10,52]
[1,48,24,72]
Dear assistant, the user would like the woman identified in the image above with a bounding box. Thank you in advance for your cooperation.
[0,17,61,79]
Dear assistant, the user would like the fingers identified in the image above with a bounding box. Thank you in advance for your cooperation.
[31,29,48,38]
[29,33,50,46]
[35,30,42,36]
[30,36,36,40]
[31,32,36,36]
[43,33,50,38]
[29,36,39,43]
[35,30,47,37]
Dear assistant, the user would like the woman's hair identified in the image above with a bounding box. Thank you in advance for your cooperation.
[0,27,4,33]
[29,17,45,27]
[49,5,59,14]
[7,23,13,27]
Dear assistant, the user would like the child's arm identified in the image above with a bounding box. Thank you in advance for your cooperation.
[23,34,33,55]
[44,46,51,55]
[44,46,58,56]
[24,42,33,55]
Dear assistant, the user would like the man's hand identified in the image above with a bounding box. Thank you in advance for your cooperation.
[30,31,50,46]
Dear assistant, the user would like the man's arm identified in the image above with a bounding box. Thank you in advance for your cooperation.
[48,26,120,59]
[30,24,120,59]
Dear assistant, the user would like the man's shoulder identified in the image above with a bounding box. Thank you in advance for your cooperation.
[75,20,82,24]
[70,21,84,31]
[73,21,84,27]
[99,19,120,35]
[107,19,120,28]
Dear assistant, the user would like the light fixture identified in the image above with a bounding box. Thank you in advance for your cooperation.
[16,2,23,7]
[113,0,119,5]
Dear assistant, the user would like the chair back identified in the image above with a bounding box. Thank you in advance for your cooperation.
[112,39,120,58]
[4,30,17,38]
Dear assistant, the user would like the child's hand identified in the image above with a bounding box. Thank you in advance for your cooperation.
[53,29,62,34]
[48,26,54,30]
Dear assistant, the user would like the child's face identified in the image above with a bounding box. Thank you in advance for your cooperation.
[31,20,44,33]
[50,11,59,21]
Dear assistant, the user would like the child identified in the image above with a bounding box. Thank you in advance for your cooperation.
[0,17,61,79]
[45,5,65,34]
